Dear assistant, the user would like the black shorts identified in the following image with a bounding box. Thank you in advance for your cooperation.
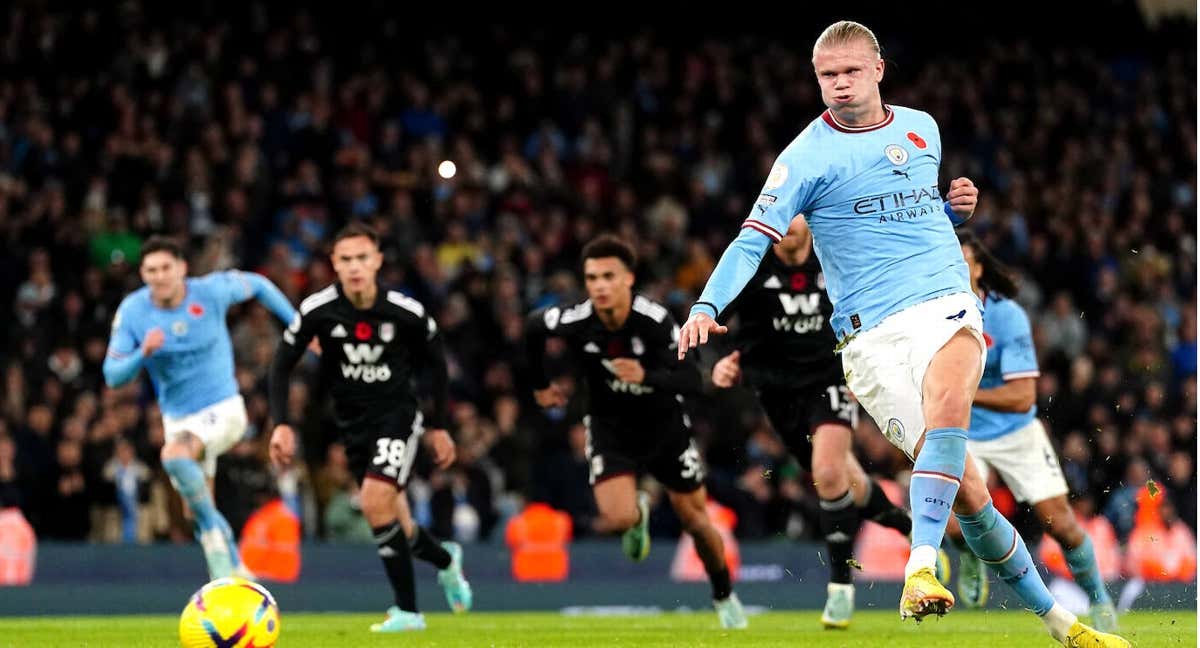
[757,381,858,471]
[584,414,704,493]
[342,409,425,490]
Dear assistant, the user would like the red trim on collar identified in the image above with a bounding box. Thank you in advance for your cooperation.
[821,107,895,133]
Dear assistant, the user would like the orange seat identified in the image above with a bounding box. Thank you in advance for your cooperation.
[238,499,301,582]
[506,503,572,582]
[0,508,36,586]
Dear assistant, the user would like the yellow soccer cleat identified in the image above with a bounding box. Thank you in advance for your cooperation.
[899,567,954,622]
[1063,621,1131,647]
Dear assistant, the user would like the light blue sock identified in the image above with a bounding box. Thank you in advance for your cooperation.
[957,502,1055,616]
[909,427,967,552]
[163,457,241,576]
[1064,536,1112,606]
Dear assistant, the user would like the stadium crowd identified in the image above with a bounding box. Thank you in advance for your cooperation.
[0,4,1193,561]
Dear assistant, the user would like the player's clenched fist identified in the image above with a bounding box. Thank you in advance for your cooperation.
[424,429,456,469]
[946,177,978,221]
[142,328,166,357]
[677,311,728,360]
[269,424,296,469]
[711,350,742,388]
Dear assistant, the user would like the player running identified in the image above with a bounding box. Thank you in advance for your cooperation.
[268,223,471,633]
[676,20,1127,647]
[949,231,1118,631]
[524,234,748,630]
[104,236,296,580]
[710,214,945,629]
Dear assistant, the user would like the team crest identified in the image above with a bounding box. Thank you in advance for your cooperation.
[631,336,645,356]
[884,145,908,165]
[172,320,188,337]
[885,418,905,446]
[380,322,395,343]
[764,163,789,189]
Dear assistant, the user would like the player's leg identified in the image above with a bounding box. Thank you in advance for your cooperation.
[360,475,425,632]
[809,421,861,629]
[586,420,650,560]
[665,485,746,630]
[947,449,990,608]
[161,407,244,580]
[394,491,472,613]
[993,419,1117,631]
[1032,495,1117,630]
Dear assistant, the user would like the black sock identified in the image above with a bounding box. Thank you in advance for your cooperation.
[410,526,452,570]
[373,522,418,612]
[858,479,912,536]
[710,566,733,601]
[819,490,862,585]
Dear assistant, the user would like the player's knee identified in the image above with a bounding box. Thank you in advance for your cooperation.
[160,439,194,461]
[952,471,991,515]
[1044,510,1085,548]
[811,463,846,496]
[926,386,973,427]
[358,484,396,523]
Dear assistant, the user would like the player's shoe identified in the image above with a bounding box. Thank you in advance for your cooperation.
[621,491,651,562]
[900,567,955,621]
[1063,620,1130,647]
[935,546,952,587]
[820,582,854,629]
[437,541,473,613]
[369,607,427,632]
[714,593,748,629]
[1089,602,1119,633]
[956,549,989,609]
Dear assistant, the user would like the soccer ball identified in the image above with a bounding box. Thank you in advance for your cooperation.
[179,577,280,648]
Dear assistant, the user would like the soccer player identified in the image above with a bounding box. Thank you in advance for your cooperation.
[710,214,941,629]
[524,234,747,630]
[950,232,1118,631]
[103,236,297,580]
[268,223,471,633]
[676,20,1127,647]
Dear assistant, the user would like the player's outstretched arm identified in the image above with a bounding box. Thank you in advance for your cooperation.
[238,271,298,324]
[678,228,771,359]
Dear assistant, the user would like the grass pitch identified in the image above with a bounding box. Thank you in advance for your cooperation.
[0,609,1192,647]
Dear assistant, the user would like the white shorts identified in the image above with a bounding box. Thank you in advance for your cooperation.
[162,395,248,477]
[841,293,986,458]
[968,418,1069,504]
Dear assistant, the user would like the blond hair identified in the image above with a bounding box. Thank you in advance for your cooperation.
[813,21,881,59]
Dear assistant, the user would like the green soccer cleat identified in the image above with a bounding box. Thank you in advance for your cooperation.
[821,582,854,629]
[714,592,748,629]
[956,549,989,609]
[1090,601,1119,634]
[369,607,427,632]
[621,491,651,562]
[437,541,473,613]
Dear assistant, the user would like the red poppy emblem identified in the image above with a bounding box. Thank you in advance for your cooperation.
[906,131,927,149]
[790,274,808,291]
[355,322,373,340]
[188,303,205,318]
[983,332,995,348]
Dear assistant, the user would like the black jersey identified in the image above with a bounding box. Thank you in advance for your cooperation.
[269,282,448,429]
[721,250,842,389]
[525,295,701,426]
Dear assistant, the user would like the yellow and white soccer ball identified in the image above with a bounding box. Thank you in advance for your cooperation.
[179,577,280,648]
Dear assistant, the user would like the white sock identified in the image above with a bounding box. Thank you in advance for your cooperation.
[904,544,938,580]
[1041,603,1078,644]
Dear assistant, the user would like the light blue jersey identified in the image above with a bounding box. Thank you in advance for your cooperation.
[104,271,296,418]
[970,293,1039,442]
[693,105,975,339]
